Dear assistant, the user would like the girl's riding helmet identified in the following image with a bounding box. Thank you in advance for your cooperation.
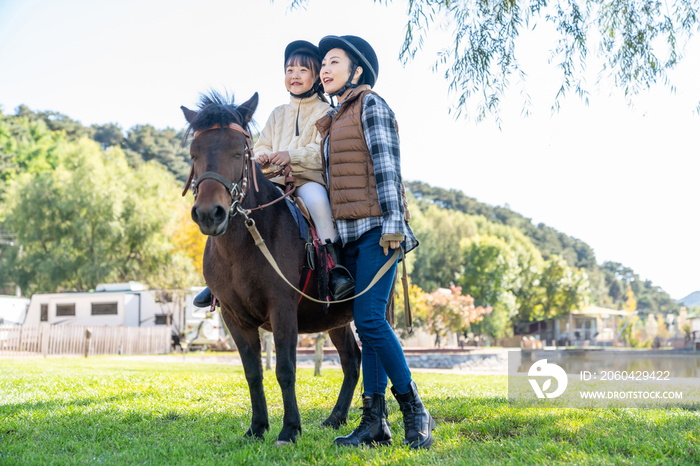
[284,40,322,66]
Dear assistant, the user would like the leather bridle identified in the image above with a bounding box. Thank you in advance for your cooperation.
[182,123,295,219]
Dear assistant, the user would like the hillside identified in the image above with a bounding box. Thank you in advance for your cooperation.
[677,291,700,309]
[405,181,679,315]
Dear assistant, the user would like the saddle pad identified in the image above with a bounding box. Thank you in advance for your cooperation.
[278,187,312,242]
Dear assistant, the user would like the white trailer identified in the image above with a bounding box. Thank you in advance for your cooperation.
[0,295,31,326]
[180,286,227,348]
[21,283,226,348]
[23,282,174,328]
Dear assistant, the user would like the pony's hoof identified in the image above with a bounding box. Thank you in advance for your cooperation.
[322,412,347,430]
[243,428,265,440]
[275,440,293,447]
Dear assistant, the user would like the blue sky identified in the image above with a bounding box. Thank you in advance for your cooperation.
[1,0,698,300]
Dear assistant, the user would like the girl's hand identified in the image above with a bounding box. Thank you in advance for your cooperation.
[256,153,270,164]
[269,151,291,166]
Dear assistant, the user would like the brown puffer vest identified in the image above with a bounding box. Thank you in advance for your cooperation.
[316,85,410,222]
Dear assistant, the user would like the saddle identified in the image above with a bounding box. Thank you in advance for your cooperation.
[263,165,335,306]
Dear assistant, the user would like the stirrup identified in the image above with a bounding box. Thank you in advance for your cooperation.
[330,265,355,300]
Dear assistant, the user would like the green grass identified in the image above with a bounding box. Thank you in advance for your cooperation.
[1,357,699,465]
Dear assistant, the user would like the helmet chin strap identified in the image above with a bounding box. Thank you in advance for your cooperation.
[290,80,321,100]
[328,64,359,103]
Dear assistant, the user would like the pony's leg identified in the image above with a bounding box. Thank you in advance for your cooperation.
[322,323,361,429]
[222,313,269,439]
[270,305,302,445]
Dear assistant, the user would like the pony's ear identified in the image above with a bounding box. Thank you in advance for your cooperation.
[238,93,259,126]
[181,106,198,124]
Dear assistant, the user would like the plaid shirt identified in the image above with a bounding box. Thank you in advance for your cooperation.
[324,93,418,253]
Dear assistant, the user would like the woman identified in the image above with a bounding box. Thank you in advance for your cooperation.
[317,35,435,450]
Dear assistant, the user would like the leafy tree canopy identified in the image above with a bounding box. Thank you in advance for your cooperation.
[407,181,593,269]
[0,106,191,194]
[1,138,197,294]
[292,0,699,119]
[406,181,678,315]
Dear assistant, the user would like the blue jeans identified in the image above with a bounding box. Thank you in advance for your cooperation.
[343,227,412,396]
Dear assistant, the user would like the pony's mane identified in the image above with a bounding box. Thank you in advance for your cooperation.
[183,90,256,143]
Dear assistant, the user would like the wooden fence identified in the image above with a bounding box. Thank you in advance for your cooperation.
[0,325,171,358]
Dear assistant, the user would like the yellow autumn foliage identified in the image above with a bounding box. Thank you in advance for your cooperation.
[171,193,207,279]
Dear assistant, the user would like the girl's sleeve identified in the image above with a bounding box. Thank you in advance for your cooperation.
[287,127,323,171]
[253,111,275,159]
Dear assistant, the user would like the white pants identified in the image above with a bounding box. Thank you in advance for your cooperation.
[297,182,338,243]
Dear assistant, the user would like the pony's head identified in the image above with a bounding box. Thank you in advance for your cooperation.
[181,91,258,236]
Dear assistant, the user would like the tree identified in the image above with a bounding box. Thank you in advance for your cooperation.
[171,194,208,280]
[656,313,670,339]
[292,0,699,119]
[394,278,431,339]
[408,200,477,292]
[1,138,196,293]
[457,234,520,339]
[91,123,124,149]
[423,284,491,347]
[602,261,679,315]
[618,315,639,346]
[124,125,191,182]
[0,109,65,199]
[539,254,590,319]
[408,181,595,271]
[622,287,637,313]
[459,234,519,305]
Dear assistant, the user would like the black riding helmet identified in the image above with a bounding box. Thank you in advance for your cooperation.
[284,40,322,68]
[318,35,379,96]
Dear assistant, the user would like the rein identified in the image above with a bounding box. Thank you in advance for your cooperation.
[184,122,413,332]
[242,213,412,332]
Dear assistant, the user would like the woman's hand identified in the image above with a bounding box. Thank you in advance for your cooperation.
[380,233,404,256]
[383,240,400,256]
[268,151,291,166]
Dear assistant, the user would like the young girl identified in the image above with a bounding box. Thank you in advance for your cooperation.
[193,40,353,308]
[316,35,434,450]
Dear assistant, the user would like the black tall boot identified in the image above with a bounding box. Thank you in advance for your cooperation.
[391,381,436,450]
[324,240,355,300]
[334,394,392,447]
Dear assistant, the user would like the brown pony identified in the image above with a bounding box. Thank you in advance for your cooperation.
[181,91,362,445]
